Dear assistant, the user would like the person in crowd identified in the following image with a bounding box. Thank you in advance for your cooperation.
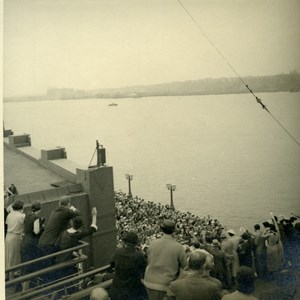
[196,249,228,298]
[237,232,253,269]
[38,196,79,253]
[38,196,80,267]
[219,231,233,289]
[274,216,286,246]
[262,223,284,275]
[227,229,240,283]
[5,200,26,280]
[90,287,110,300]
[208,239,228,289]
[56,207,98,277]
[143,219,187,300]
[190,241,201,252]
[109,231,147,300]
[221,266,258,300]
[282,216,299,267]
[163,251,220,300]
[290,216,300,267]
[4,185,14,205]
[181,249,222,289]
[252,224,267,278]
[204,235,215,253]
[8,183,18,195]
[292,215,300,232]
[20,201,45,290]
[5,192,18,214]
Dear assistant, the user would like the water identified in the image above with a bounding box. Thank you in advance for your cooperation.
[3,92,300,233]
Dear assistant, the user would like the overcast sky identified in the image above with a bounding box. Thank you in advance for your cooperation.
[3,0,300,97]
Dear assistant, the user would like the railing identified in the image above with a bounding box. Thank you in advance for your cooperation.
[7,265,112,300]
[5,241,91,299]
[30,265,113,300]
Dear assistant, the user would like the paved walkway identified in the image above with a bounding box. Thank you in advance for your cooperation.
[4,145,68,195]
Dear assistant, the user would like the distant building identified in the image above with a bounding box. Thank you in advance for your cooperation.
[47,88,86,99]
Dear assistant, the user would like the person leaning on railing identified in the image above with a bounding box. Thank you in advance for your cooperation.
[55,207,98,279]
[20,201,46,291]
[38,196,80,260]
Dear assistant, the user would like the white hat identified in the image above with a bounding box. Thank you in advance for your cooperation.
[227,229,236,235]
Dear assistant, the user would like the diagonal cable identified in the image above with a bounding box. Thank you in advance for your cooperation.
[176,0,300,148]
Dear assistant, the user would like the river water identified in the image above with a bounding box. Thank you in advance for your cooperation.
[3,92,300,233]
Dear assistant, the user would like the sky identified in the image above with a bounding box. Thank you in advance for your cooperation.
[3,0,300,97]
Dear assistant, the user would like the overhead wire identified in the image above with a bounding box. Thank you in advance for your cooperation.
[88,146,97,168]
[176,0,300,148]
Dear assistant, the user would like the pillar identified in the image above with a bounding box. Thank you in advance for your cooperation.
[77,166,117,268]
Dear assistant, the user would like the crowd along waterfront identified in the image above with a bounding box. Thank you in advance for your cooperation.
[3,92,300,233]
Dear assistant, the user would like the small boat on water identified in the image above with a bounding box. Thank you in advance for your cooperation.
[108,103,118,106]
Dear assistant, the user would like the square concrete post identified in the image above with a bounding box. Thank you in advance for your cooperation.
[76,166,117,268]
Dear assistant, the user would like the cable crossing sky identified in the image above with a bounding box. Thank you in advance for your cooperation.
[176,0,300,149]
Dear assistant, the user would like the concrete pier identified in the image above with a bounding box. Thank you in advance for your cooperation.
[3,129,117,268]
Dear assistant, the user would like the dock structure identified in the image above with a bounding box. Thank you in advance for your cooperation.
[3,129,117,269]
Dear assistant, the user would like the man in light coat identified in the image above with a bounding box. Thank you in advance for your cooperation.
[143,219,187,300]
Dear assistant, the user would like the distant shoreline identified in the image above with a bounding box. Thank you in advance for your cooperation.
[4,72,300,102]
[3,89,299,103]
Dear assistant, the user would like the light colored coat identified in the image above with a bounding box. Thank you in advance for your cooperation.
[143,234,187,292]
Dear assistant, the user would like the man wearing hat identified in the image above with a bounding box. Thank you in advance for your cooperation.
[209,239,228,289]
[227,229,240,282]
[143,219,187,300]
[110,231,147,300]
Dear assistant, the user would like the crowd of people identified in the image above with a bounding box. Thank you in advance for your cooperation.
[115,191,224,248]
[113,191,300,300]
[4,187,300,300]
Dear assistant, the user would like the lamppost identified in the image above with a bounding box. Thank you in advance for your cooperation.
[166,184,176,210]
[125,174,133,197]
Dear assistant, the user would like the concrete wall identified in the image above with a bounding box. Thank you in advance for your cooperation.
[4,129,13,137]
[8,134,31,147]
[9,183,84,206]
[41,148,67,161]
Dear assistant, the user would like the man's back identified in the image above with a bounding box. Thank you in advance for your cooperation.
[210,247,226,273]
[221,239,234,255]
[168,273,220,300]
[144,235,187,287]
[113,246,146,287]
[38,206,77,246]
